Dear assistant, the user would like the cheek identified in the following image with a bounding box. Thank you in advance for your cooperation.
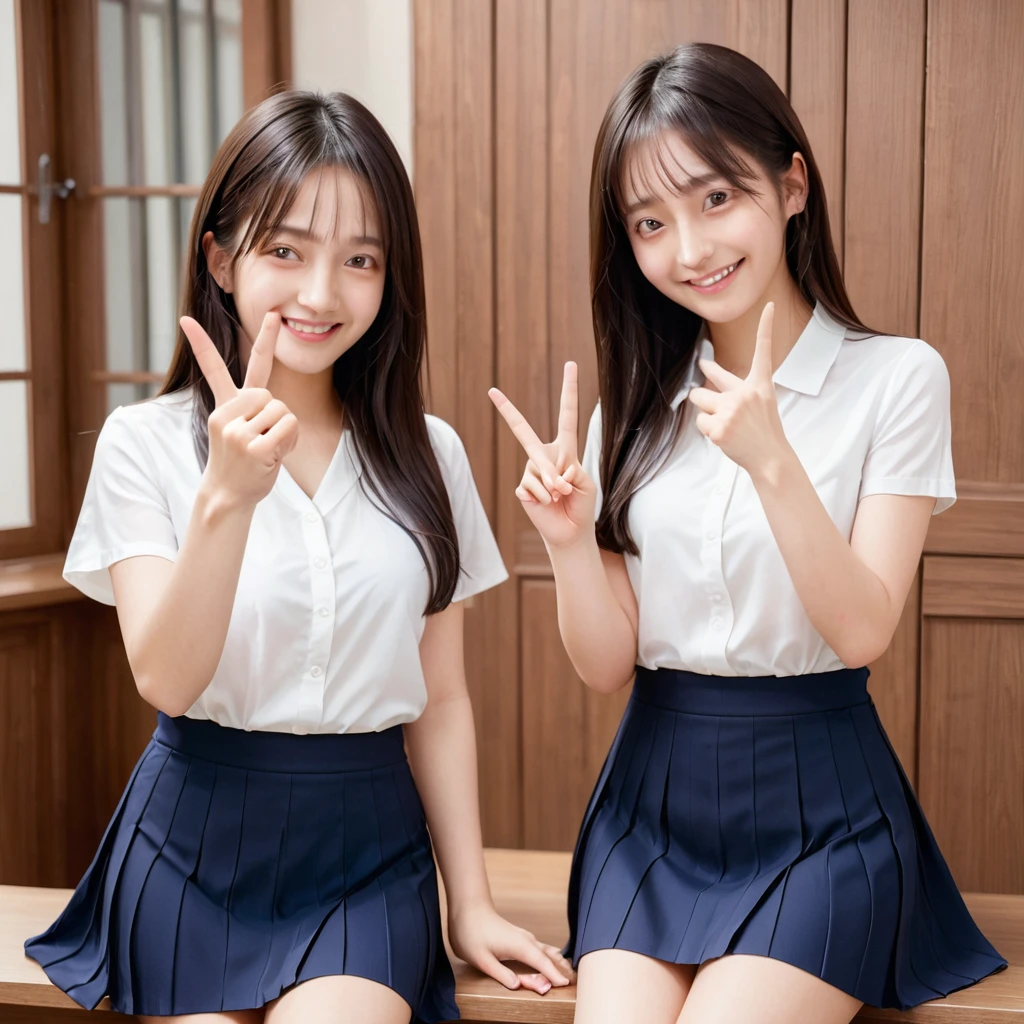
[630,237,674,286]
[346,274,386,324]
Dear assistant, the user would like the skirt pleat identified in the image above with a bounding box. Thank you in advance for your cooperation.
[565,667,1007,1011]
[25,714,458,1023]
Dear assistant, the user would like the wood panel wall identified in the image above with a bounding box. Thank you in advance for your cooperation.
[413,0,1024,892]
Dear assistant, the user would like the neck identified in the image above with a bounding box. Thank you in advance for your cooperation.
[705,264,813,378]
[265,361,344,431]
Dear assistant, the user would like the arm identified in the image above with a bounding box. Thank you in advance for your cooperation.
[751,460,932,666]
[490,362,638,694]
[109,490,257,716]
[110,312,297,716]
[405,602,572,994]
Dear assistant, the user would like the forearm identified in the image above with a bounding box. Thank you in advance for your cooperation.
[753,450,897,666]
[128,483,255,715]
[404,691,493,917]
[548,537,637,693]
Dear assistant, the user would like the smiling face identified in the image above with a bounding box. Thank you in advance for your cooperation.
[621,130,807,325]
[205,166,386,376]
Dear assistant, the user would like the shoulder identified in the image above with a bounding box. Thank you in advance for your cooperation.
[94,390,196,468]
[834,332,949,396]
[424,414,468,463]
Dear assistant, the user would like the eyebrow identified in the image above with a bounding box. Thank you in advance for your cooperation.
[623,173,723,216]
[274,224,384,248]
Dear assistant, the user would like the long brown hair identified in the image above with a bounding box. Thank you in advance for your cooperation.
[592,43,870,554]
[162,90,459,612]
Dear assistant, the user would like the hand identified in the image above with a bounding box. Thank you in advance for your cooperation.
[687,302,793,482]
[488,362,597,550]
[180,312,299,508]
[448,901,574,995]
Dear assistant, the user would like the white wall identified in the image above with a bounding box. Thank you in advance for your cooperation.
[290,0,413,176]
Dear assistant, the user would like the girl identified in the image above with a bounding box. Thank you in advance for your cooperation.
[490,43,1006,1024]
[26,90,571,1023]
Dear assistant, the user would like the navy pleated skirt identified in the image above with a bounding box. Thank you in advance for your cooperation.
[25,713,458,1022]
[565,667,1007,1010]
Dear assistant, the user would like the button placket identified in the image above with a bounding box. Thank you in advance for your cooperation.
[300,506,335,729]
[699,457,739,672]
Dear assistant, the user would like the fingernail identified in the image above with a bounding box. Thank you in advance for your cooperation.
[539,981,552,994]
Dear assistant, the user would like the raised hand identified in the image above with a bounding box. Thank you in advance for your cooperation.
[180,311,299,508]
[488,362,597,549]
[687,302,791,481]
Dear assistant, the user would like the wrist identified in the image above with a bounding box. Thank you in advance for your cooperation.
[195,479,257,527]
[446,889,494,922]
[749,441,800,492]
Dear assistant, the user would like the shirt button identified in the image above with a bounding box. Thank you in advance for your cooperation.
[711,619,724,630]
[706,530,717,541]
[711,593,723,603]
[305,511,319,523]
[318,607,330,617]
[310,665,323,678]
[314,557,327,569]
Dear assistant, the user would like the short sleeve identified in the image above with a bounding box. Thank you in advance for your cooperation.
[581,403,604,520]
[427,417,508,602]
[859,342,956,515]
[64,407,179,604]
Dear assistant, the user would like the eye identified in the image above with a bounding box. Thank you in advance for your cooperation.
[635,218,662,236]
[704,190,730,211]
[269,246,297,260]
[346,254,378,269]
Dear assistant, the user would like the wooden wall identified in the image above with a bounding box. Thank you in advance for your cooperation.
[414,0,1024,891]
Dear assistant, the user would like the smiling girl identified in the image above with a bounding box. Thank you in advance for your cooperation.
[25,91,571,1024]
[490,43,1005,1024]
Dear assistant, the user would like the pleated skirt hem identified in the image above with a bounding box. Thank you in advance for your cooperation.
[564,667,1007,1012]
[24,713,459,1023]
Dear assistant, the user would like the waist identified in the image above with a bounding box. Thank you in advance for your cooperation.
[154,712,407,773]
[632,666,871,717]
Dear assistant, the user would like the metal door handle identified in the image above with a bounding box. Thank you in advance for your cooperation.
[37,153,76,224]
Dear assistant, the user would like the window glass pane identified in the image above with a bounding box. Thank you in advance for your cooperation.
[146,195,179,369]
[179,0,212,183]
[98,0,129,186]
[0,0,20,184]
[103,197,144,372]
[214,0,243,144]
[0,381,31,529]
[0,194,26,371]
[140,9,174,185]
[107,381,159,417]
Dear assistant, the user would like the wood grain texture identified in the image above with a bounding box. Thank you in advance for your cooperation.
[520,582,629,850]
[868,568,920,786]
[6,851,1023,1021]
[0,556,82,613]
[789,0,846,264]
[926,486,1024,558]
[919,617,1024,894]
[923,557,1024,620]
[920,0,1024,487]
[844,0,925,337]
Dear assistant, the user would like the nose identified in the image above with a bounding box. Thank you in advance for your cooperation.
[297,259,340,315]
[677,225,714,274]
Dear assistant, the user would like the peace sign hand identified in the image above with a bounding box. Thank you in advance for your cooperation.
[489,362,597,550]
[180,311,299,509]
[687,302,792,482]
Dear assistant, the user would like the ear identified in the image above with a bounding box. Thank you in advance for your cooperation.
[782,152,809,219]
[202,230,234,293]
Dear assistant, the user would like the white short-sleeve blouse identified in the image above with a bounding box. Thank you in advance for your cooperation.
[65,390,508,734]
[582,303,956,677]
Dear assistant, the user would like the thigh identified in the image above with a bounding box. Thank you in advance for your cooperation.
[264,975,411,1024]
[137,1014,263,1024]
[676,954,862,1024]
[575,949,696,1024]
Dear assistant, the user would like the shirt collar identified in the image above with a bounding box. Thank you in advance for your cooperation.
[669,302,846,409]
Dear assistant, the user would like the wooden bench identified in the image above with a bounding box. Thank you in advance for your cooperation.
[2,849,1021,1022]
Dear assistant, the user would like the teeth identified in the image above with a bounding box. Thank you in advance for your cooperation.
[285,318,336,335]
[693,262,738,287]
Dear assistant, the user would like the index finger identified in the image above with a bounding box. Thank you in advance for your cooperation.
[242,311,282,389]
[488,388,548,462]
[180,316,237,406]
[556,361,579,458]
[749,301,775,381]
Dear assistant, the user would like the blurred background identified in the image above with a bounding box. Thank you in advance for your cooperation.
[1,0,1021,900]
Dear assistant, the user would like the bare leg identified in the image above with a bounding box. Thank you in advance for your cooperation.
[676,954,862,1024]
[574,949,696,1024]
[264,975,411,1024]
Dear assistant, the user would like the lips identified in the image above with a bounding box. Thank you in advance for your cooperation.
[282,317,341,342]
[685,258,744,295]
